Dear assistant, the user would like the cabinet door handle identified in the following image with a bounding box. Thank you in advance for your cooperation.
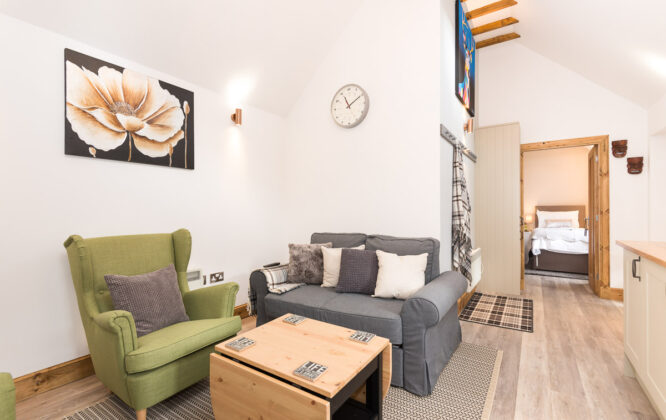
[632,257,641,282]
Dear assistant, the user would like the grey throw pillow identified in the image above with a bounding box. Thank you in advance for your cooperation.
[336,249,379,295]
[287,243,332,284]
[104,264,190,337]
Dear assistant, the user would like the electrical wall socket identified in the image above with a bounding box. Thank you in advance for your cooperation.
[209,272,224,283]
[186,269,202,283]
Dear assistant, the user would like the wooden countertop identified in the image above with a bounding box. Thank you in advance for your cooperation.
[617,241,666,268]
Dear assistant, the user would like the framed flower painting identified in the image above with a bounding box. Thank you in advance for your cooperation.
[64,49,194,169]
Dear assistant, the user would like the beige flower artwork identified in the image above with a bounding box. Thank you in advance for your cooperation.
[64,49,193,169]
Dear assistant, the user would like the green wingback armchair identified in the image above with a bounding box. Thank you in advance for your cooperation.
[0,373,15,420]
[64,229,241,419]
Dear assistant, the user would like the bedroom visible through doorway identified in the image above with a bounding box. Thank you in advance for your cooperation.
[520,136,614,300]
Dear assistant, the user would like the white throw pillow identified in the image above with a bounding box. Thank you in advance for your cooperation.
[373,250,428,299]
[321,245,365,287]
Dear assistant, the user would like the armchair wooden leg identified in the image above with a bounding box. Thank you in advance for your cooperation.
[136,408,147,420]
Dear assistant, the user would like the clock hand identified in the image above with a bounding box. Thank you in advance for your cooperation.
[348,95,362,107]
[343,96,351,109]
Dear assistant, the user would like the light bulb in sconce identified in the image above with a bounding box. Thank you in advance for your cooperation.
[525,214,533,224]
[230,108,242,126]
[463,119,474,134]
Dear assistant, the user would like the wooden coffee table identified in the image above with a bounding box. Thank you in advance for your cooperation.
[210,314,391,420]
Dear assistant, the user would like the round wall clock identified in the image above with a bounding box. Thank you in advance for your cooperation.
[331,84,369,128]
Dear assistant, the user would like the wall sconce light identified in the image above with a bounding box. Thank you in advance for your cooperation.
[463,119,474,134]
[627,157,643,174]
[230,108,243,126]
[612,140,628,157]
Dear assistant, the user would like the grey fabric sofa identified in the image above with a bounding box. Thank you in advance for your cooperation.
[250,233,467,396]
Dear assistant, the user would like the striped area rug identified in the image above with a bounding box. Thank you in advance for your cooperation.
[459,292,534,333]
[64,343,502,420]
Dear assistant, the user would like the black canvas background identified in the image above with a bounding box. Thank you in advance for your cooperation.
[64,49,194,169]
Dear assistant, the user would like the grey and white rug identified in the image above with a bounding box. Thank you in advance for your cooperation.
[65,342,502,420]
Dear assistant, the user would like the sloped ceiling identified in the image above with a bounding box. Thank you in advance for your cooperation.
[465,0,666,109]
[0,0,363,116]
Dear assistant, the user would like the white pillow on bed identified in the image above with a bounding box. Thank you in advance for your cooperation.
[537,210,579,228]
[544,219,573,228]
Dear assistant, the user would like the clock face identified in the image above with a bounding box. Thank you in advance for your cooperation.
[331,84,369,128]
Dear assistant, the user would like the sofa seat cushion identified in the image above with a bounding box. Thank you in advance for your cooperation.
[264,285,338,320]
[264,285,404,344]
[125,317,241,374]
[320,294,404,344]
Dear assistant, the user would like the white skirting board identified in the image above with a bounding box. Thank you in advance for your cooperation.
[469,248,482,292]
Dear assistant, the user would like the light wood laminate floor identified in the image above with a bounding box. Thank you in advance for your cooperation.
[16,276,658,419]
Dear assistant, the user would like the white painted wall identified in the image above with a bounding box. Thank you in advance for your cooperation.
[648,94,666,135]
[283,0,444,261]
[478,42,650,289]
[0,15,288,378]
[441,0,477,271]
[648,135,666,240]
[648,95,666,241]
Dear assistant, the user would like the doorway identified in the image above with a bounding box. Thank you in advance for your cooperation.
[520,135,614,299]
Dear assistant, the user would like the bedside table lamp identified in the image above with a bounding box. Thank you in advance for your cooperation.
[524,214,533,231]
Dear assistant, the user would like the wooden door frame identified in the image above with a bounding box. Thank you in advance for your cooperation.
[520,135,617,300]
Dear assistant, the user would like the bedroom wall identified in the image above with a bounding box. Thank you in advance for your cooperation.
[283,0,444,263]
[478,42,650,289]
[0,14,288,378]
[523,147,590,225]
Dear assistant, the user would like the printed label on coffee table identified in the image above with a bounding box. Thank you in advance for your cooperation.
[283,314,306,325]
[293,361,328,382]
[349,330,375,344]
[225,337,256,352]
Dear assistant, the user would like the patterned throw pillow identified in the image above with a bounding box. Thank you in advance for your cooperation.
[321,245,366,288]
[104,264,190,337]
[336,249,379,295]
[287,243,332,284]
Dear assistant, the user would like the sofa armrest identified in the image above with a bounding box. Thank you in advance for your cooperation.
[400,271,467,396]
[249,270,270,325]
[183,282,239,320]
[402,271,467,328]
[93,310,138,355]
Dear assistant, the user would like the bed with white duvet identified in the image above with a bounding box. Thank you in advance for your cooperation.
[527,207,589,275]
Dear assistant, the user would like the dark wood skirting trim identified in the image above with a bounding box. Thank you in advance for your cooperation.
[233,303,250,319]
[14,355,95,402]
[15,303,252,402]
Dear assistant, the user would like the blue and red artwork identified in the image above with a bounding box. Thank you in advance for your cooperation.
[455,0,475,117]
